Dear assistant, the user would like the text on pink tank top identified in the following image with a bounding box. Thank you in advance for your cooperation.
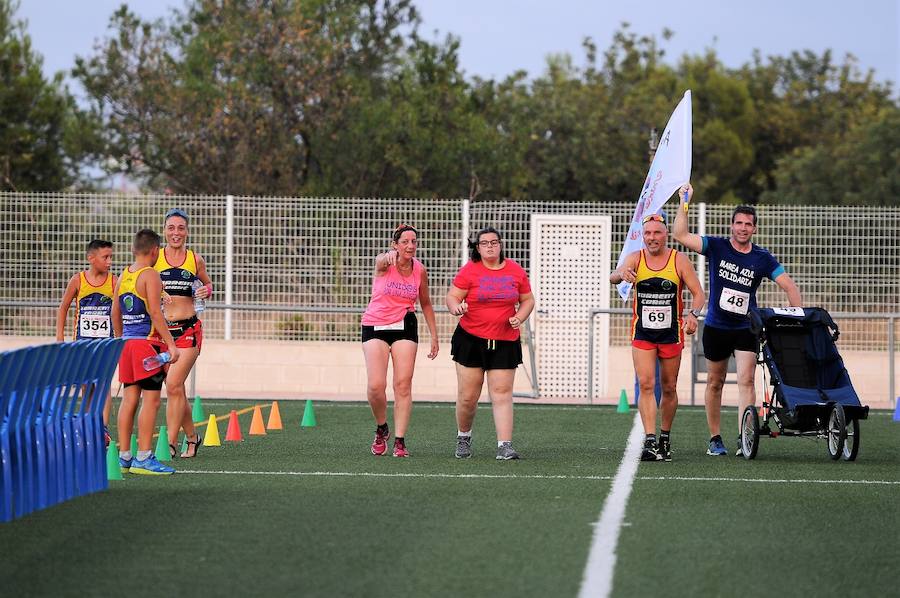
[361,259,422,326]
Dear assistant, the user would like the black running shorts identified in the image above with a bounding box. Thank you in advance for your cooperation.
[450,324,522,370]
[361,311,418,345]
[702,324,757,362]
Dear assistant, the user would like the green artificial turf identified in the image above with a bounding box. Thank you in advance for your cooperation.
[0,401,897,597]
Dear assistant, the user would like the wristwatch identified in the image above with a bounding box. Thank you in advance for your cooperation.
[689,309,701,318]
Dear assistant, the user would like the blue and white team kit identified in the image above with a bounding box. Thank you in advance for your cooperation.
[701,236,785,330]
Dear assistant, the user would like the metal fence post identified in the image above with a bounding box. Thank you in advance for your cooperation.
[890,316,896,409]
[697,202,706,286]
[461,198,470,267]
[225,194,234,340]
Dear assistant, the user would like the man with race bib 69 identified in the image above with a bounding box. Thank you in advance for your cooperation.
[673,184,802,457]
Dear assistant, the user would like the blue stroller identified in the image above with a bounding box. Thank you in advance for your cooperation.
[740,307,869,461]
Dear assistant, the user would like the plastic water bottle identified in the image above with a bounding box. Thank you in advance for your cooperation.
[142,352,172,371]
[192,279,205,315]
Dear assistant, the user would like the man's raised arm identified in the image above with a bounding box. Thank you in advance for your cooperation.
[672,183,703,253]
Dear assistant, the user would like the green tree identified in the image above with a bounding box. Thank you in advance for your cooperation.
[310,35,514,200]
[763,108,900,205]
[74,0,420,195]
[737,49,897,203]
[0,0,94,190]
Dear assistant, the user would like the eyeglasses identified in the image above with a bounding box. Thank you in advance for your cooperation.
[641,214,666,225]
[164,208,189,222]
[478,240,501,247]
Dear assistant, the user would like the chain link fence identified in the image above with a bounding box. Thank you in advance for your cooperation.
[1,193,898,350]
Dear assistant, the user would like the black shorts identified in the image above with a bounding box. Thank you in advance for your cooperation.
[124,371,165,391]
[702,324,757,362]
[451,324,522,370]
[361,311,418,345]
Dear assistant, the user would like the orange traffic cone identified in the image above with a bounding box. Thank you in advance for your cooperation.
[267,401,283,430]
[225,409,243,442]
[249,405,267,435]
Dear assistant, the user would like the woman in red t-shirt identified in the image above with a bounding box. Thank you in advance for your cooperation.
[446,226,535,460]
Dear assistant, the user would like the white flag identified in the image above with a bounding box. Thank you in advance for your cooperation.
[615,90,692,301]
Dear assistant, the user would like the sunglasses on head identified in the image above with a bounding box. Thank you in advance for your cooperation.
[164,208,189,222]
[641,214,666,224]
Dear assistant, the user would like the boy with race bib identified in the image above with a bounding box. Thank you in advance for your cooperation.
[673,184,802,456]
[56,239,117,445]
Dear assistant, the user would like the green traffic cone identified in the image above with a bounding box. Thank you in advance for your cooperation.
[301,399,317,427]
[617,389,630,413]
[107,444,123,480]
[155,425,170,461]
[192,396,206,423]
[130,433,138,455]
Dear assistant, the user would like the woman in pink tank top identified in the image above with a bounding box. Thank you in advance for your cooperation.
[361,224,439,457]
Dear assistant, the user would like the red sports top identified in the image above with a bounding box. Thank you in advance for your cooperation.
[452,259,531,341]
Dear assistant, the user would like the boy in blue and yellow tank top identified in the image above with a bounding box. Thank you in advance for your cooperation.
[111,229,181,476]
[56,239,117,445]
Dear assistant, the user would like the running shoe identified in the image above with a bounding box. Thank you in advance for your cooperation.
[455,435,473,459]
[496,442,520,460]
[129,455,175,475]
[707,437,727,456]
[641,439,662,461]
[371,425,390,456]
[658,438,672,462]
[118,455,133,473]
[392,439,409,458]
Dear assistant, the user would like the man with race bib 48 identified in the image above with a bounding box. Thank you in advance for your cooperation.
[673,184,802,456]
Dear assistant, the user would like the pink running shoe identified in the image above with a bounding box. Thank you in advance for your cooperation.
[392,439,409,458]
[371,425,390,456]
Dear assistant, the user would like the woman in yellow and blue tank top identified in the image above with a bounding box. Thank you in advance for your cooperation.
[154,208,212,458]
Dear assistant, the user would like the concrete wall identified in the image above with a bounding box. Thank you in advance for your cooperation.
[0,336,895,410]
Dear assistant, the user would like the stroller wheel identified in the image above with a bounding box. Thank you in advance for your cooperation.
[827,403,847,460]
[842,417,860,461]
[740,405,760,460]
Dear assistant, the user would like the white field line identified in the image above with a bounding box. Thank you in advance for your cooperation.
[577,413,644,598]
[173,469,900,486]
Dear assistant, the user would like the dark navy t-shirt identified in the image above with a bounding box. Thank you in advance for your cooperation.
[702,236,784,330]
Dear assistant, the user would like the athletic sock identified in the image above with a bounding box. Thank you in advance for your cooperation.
[660,430,670,442]
[395,436,405,446]
[710,434,722,443]
[457,430,471,438]
[497,440,511,447]
[644,433,656,444]
[136,450,151,461]
[377,423,388,435]
[119,451,132,460]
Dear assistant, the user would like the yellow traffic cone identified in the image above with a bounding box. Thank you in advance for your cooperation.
[203,414,221,446]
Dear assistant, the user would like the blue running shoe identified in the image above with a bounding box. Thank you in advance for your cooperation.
[119,456,133,472]
[130,454,175,475]
[707,437,727,456]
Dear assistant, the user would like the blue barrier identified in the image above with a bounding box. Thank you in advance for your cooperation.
[0,338,123,522]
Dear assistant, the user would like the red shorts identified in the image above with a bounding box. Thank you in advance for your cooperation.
[632,339,684,359]
[119,339,166,384]
[164,316,203,351]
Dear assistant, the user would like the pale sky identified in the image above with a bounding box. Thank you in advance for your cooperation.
[18,0,900,90]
